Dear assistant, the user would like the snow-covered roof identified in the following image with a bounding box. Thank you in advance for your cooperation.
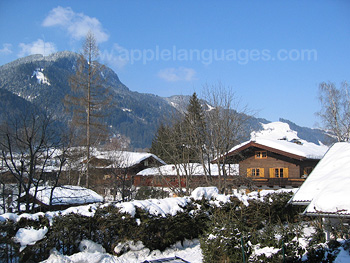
[290,142,350,216]
[137,163,238,176]
[227,122,328,160]
[92,150,166,168]
[29,185,103,206]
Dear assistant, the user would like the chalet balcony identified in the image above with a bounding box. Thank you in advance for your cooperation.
[251,177,305,188]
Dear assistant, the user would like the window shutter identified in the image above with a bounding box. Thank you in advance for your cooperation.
[260,168,264,177]
[269,168,274,178]
[284,168,289,178]
[247,168,252,177]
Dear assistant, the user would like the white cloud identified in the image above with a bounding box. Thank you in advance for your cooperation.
[99,43,130,70]
[158,67,197,82]
[18,39,57,57]
[42,6,109,43]
[0,43,13,55]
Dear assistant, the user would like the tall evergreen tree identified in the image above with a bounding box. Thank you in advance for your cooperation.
[184,92,207,163]
[150,123,172,163]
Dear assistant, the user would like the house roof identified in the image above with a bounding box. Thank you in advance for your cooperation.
[29,185,103,206]
[289,142,350,217]
[137,163,238,176]
[225,138,328,161]
[93,150,166,168]
[224,122,328,161]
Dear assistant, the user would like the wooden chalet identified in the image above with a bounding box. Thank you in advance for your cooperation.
[220,138,328,188]
[86,151,166,197]
[135,163,239,190]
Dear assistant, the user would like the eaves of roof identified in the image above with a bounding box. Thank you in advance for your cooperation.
[303,211,350,218]
[226,141,308,161]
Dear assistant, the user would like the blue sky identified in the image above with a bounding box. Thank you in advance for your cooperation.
[0,1,349,128]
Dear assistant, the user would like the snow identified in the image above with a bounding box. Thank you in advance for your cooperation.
[1,187,297,223]
[137,163,238,176]
[45,204,101,224]
[228,122,329,160]
[0,186,348,262]
[251,244,280,258]
[29,185,103,206]
[290,142,350,215]
[44,249,117,263]
[2,187,297,222]
[0,212,46,223]
[115,197,190,217]
[41,237,350,263]
[122,108,132,112]
[251,122,299,141]
[206,103,215,111]
[306,178,350,214]
[14,226,48,252]
[114,240,145,254]
[42,239,202,263]
[191,187,219,200]
[79,239,106,253]
[92,149,166,169]
[31,68,51,85]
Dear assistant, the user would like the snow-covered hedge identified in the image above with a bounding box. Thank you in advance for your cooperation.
[0,189,213,262]
[0,187,345,262]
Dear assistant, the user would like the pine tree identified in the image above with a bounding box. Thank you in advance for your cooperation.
[150,123,170,162]
[184,92,207,163]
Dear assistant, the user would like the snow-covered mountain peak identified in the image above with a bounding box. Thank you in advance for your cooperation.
[251,122,299,141]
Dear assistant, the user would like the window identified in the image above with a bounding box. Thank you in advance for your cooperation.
[269,168,289,178]
[247,168,264,177]
[303,167,313,177]
[255,151,267,159]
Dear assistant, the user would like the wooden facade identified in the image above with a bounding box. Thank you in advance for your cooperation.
[133,173,253,192]
[90,155,166,197]
[223,141,320,188]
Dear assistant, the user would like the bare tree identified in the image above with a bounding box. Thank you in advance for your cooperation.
[151,87,250,194]
[64,31,111,188]
[0,111,67,213]
[317,81,350,142]
[108,151,134,202]
[203,82,251,193]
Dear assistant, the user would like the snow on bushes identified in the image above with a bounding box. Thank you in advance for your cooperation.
[14,226,48,252]
[0,187,348,262]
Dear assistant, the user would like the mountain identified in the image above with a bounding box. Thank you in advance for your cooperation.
[0,51,175,149]
[164,94,334,145]
[0,51,333,148]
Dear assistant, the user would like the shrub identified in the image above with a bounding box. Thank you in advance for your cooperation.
[200,192,307,263]
[135,186,169,200]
